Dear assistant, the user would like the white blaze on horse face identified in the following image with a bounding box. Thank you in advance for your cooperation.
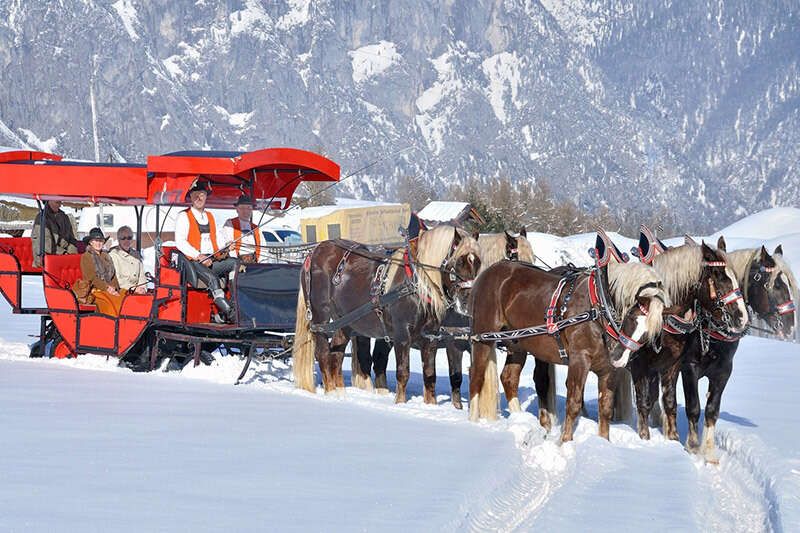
[725,266,749,331]
[612,314,648,369]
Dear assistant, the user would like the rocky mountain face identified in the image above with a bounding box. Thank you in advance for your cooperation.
[0,0,797,232]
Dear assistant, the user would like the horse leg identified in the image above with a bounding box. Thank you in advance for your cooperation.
[500,349,527,413]
[446,340,464,409]
[351,336,374,392]
[702,358,733,465]
[394,342,411,404]
[314,335,335,394]
[330,331,348,397]
[631,360,654,439]
[420,339,438,405]
[659,363,681,441]
[560,356,590,443]
[681,362,702,454]
[612,367,634,423]
[596,370,617,440]
[532,359,554,432]
[373,338,391,394]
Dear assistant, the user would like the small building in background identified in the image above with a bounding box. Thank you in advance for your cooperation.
[418,201,484,227]
[300,198,411,244]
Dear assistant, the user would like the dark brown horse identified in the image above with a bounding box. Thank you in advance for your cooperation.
[469,243,667,441]
[627,239,749,443]
[350,229,531,408]
[681,243,796,463]
[293,225,481,403]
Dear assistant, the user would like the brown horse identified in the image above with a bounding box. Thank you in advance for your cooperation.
[293,225,481,403]
[469,243,667,441]
[627,239,749,442]
[437,229,535,409]
[350,228,531,408]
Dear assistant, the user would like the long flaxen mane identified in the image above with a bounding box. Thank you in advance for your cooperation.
[651,244,708,305]
[384,224,480,321]
[607,261,668,338]
[477,232,535,270]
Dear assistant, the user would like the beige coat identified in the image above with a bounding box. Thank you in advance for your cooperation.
[109,247,147,290]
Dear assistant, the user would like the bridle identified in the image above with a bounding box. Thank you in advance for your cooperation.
[700,260,744,332]
[747,261,796,333]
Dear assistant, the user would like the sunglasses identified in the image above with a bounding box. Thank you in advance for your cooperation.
[119,236,134,241]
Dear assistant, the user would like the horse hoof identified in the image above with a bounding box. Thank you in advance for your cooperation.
[452,397,463,410]
[507,397,521,413]
[376,388,390,395]
[394,393,407,404]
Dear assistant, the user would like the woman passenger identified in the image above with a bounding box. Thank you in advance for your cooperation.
[80,227,125,315]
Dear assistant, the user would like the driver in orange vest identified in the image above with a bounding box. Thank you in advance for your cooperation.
[221,195,263,264]
[174,182,237,322]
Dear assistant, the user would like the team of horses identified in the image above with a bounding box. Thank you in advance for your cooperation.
[293,222,796,463]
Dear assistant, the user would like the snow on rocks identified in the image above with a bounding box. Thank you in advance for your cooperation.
[349,41,402,84]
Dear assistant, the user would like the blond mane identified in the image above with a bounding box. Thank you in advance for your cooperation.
[607,261,668,338]
[477,232,535,271]
[385,225,480,321]
[651,245,705,305]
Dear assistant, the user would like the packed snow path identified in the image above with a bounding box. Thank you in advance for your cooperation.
[1,335,795,531]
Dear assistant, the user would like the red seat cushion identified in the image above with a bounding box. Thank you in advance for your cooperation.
[0,237,41,273]
[43,254,85,288]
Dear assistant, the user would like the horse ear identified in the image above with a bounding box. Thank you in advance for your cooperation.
[760,245,770,262]
[774,244,783,256]
[472,229,480,241]
[701,241,717,261]
[717,235,727,252]
[452,226,461,245]
[519,226,527,238]
[505,230,515,245]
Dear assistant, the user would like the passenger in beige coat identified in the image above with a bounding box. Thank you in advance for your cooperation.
[108,226,148,295]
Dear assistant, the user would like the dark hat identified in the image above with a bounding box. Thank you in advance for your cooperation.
[186,181,211,198]
[83,227,108,244]
[234,194,255,207]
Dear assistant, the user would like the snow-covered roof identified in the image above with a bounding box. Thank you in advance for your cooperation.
[301,197,403,219]
[417,201,470,223]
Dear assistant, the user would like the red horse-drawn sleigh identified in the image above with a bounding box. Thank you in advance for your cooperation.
[0,147,338,373]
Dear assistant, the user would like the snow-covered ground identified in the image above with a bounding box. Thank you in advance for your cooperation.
[1,208,799,531]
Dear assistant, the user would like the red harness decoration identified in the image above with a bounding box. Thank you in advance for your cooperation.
[588,270,643,349]
[403,249,414,279]
[546,277,568,334]
[778,300,796,315]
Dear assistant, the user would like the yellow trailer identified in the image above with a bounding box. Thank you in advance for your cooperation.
[300,201,411,244]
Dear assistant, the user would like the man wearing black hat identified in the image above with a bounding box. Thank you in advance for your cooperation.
[221,195,263,264]
[174,182,237,322]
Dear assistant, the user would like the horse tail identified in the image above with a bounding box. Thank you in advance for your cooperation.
[613,368,634,423]
[478,345,499,420]
[293,289,317,393]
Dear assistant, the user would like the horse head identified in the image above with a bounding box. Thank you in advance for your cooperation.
[606,262,668,368]
[747,245,796,339]
[420,226,481,317]
[697,239,749,334]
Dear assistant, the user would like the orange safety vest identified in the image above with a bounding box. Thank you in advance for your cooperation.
[232,218,262,258]
[184,208,219,258]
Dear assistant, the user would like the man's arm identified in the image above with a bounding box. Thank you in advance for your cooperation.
[221,220,237,258]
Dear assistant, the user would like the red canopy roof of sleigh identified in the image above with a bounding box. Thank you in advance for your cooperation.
[0,148,340,208]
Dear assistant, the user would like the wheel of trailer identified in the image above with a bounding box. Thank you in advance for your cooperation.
[118,330,158,372]
[29,321,72,359]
